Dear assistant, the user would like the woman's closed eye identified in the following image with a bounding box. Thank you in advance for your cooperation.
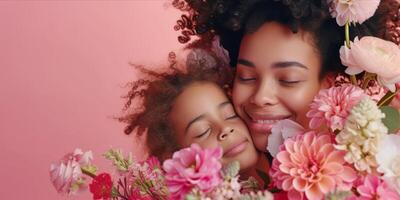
[238,76,256,82]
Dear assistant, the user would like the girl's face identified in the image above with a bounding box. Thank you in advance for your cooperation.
[232,22,326,151]
[169,81,259,171]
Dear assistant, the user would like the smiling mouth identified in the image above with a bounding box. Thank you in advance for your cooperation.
[223,139,248,157]
[244,109,292,133]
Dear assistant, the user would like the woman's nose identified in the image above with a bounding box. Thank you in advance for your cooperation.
[218,126,234,141]
[250,79,278,107]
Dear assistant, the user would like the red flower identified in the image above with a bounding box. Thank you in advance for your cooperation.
[89,173,113,200]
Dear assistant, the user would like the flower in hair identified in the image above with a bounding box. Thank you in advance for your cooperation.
[328,0,380,26]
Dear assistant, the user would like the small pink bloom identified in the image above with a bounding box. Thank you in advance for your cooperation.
[347,175,400,200]
[268,119,304,157]
[162,144,223,200]
[270,131,357,200]
[307,85,366,131]
[49,149,93,195]
[340,36,400,92]
[328,0,380,26]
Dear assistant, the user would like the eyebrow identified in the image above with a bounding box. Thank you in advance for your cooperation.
[237,58,308,70]
[185,114,206,134]
[184,101,231,134]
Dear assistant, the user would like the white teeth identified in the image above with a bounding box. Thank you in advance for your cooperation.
[255,119,279,124]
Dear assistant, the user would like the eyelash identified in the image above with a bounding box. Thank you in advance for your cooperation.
[225,114,238,120]
[238,76,256,82]
[195,128,211,138]
[280,80,301,86]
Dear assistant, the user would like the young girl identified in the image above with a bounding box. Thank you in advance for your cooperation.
[172,0,390,151]
[119,50,263,177]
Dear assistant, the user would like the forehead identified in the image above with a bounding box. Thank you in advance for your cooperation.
[171,82,227,114]
[238,22,320,67]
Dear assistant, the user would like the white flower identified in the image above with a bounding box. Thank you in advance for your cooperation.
[376,134,400,193]
[335,97,388,172]
[267,119,304,157]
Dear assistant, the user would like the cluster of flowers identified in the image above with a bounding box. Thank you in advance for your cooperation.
[50,148,169,200]
[50,144,273,200]
[264,1,400,199]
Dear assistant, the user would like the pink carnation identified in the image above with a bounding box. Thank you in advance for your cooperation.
[162,144,223,200]
[49,149,93,195]
[270,131,357,200]
[340,36,400,92]
[328,0,380,26]
[347,175,400,200]
[307,85,366,131]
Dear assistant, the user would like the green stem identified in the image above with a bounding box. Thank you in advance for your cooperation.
[345,21,357,85]
[378,90,398,108]
[361,73,375,89]
[345,22,351,48]
[81,167,96,178]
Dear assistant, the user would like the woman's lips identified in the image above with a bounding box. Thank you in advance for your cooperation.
[244,109,291,134]
[223,139,248,157]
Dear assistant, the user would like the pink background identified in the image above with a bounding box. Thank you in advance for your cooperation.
[0,1,182,199]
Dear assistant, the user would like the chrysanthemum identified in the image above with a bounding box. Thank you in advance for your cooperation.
[335,97,388,173]
[307,85,366,131]
[270,131,357,200]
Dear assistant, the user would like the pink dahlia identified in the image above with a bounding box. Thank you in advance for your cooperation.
[162,144,223,200]
[348,175,400,200]
[328,0,380,26]
[49,149,93,195]
[270,131,357,200]
[340,36,400,92]
[307,85,366,131]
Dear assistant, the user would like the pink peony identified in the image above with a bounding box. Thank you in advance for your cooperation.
[49,149,93,195]
[340,36,400,92]
[162,143,223,200]
[347,175,400,200]
[270,131,357,200]
[307,85,366,131]
[328,0,380,26]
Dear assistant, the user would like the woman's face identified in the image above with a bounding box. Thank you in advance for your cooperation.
[169,81,259,171]
[232,22,326,151]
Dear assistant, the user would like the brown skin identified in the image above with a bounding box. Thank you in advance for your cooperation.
[232,22,329,151]
[169,81,259,172]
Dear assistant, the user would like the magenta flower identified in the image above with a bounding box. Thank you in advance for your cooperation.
[328,0,380,26]
[307,85,366,131]
[348,175,400,200]
[270,131,357,200]
[49,149,93,195]
[340,36,400,92]
[162,143,223,200]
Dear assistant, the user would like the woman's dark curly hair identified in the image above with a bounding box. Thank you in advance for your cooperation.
[172,0,391,78]
[118,51,232,160]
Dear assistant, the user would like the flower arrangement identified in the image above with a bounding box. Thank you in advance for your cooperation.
[50,144,273,200]
[264,2,400,199]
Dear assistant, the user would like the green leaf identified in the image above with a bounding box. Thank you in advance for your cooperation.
[380,106,400,133]
[255,169,270,189]
[222,161,240,178]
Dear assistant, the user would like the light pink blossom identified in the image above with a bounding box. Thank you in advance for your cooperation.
[162,144,223,200]
[267,119,304,157]
[328,0,380,26]
[340,36,400,92]
[270,131,357,200]
[347,175,400,200]
[307,85,366,131]
[49,149,93,195]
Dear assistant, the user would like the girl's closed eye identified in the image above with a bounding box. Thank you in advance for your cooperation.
[195,127,211,138]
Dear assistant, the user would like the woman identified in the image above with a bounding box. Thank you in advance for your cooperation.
[173,0,388,151]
